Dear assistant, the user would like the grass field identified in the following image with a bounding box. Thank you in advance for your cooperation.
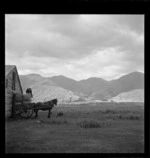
[5,102,144,153]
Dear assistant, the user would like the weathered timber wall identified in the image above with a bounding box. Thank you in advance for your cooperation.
[5,67,23,118]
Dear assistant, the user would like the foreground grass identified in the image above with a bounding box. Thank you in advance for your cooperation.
[5,102,144,153]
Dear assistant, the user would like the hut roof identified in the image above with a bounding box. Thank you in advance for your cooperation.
[5,65,16,76]
[5,65,23,94]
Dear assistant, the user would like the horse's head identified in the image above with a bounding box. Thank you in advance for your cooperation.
[47,99,58,107]
[51,98,58,106]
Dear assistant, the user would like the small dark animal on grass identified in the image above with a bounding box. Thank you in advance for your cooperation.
[34,99,58,118]
[57,112,64,117]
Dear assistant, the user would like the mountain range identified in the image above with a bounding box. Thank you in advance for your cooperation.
[19,71,144,103]
[109,89,144,102]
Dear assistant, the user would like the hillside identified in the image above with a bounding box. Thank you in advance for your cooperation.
[90,72,144,100]
[20,74,81,103]
[109,89,144,102]
[109,71,144,94]
[50,75,82,93]
[31,85,80,103]
[20,74,56,92]
[19,71,144,102]
[78,77,109,95]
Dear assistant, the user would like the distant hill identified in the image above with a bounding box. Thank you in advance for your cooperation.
[20,74,81,103]
[110,71,144,94]
[31,85,80,103]
[50,75,82,93]
[90,71,144,100]
[19,71,144,102]
[78,77,109,95]
[19,74,56,92]
[50,75,110,95]
[109,89,144,102]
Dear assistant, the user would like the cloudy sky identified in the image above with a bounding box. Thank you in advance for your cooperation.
[5,14,144,81]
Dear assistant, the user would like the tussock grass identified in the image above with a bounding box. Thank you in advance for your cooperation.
[78,120,111,128]
[96,109,143,121]
[117,114,141,120]
[6,102,144,153]
[39,118,69,125]
[49,119,68,124]
[57,111,64,117]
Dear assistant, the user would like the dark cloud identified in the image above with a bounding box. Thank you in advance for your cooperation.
[5,14,144,80]
[115,15,144,34]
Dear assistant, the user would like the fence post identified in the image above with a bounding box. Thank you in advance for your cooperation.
[11,93,16,118]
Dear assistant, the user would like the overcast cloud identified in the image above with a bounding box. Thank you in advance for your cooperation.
[5,14,144,80]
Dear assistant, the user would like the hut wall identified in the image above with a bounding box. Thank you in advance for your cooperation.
[5,67,23,118]
[14,67,23,94]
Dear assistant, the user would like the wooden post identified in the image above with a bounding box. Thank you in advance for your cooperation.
[11,93,15,118]
[11,72,16,117]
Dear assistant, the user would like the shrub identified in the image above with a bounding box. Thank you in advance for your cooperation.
[50,119,68,124]
[40,118,68,124]
[116,114,141,120]
[57,112,64,117]
[78,120,111,128]
[118,115,123,120]
[104,109,116,114]
[126,115,140,120]
[79,120,101,128]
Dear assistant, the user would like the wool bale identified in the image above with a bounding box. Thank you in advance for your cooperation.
[23,94,32,101]
[14,102,22,105]
[14,93,23,102]
[23,100,32,104]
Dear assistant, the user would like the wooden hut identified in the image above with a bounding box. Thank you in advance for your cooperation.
[5,65,23,118]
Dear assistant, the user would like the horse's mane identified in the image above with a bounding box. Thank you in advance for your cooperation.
[52,98,57,101]
[51,98,58,105]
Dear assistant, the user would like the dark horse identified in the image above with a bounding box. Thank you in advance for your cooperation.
[34,99,58,118]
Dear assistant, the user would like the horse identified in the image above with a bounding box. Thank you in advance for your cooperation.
[33,99,58,118]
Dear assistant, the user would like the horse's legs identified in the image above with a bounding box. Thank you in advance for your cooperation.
[35,109,38,118]
[48,110,50,118]
[48,109,51,118]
